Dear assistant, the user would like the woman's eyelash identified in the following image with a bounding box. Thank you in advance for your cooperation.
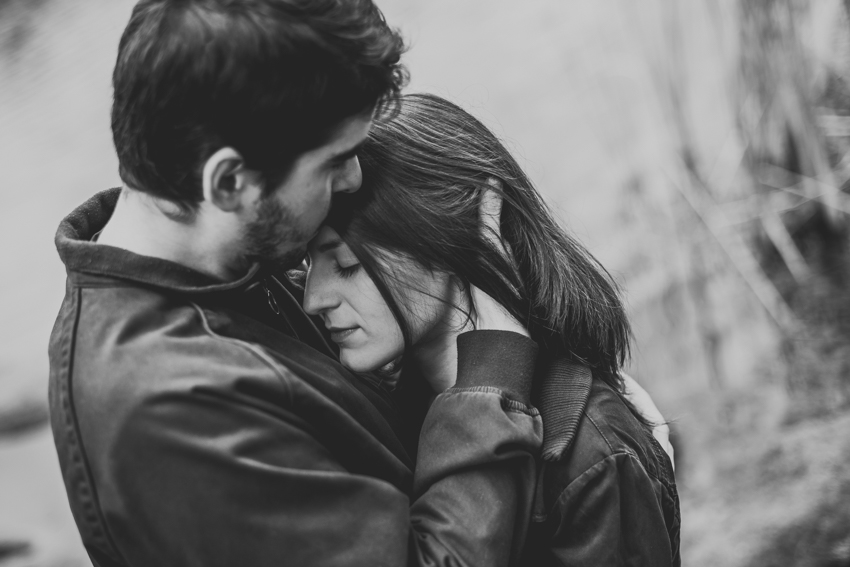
[334,263,361,279]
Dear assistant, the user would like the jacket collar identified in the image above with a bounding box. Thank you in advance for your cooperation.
[55,188,262,293]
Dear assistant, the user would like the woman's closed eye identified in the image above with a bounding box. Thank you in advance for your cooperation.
[334,262,362,279]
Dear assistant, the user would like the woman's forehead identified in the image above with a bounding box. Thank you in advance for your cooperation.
[308,226,344,253]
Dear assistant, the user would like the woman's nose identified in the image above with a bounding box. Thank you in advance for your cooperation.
[331,156,362,194]
[303,275,339,316]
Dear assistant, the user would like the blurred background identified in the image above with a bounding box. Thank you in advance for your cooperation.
[1,0,849,565]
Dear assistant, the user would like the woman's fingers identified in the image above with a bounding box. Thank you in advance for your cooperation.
[480,178,520,287]
[479,180,504,251]
[621,373,675,470]
[469,284,530,337]
[471,178,529,337]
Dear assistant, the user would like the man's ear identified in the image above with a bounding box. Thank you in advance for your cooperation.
[202,147,257,212]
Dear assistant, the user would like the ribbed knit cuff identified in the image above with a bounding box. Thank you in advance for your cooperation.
[538,357,592,461]
[455,330,538,405]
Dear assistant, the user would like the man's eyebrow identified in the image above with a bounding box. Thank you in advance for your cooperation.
[330,141,365,163]
[316,239,343,253]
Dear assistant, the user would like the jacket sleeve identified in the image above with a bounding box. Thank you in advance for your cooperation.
[105,331,542,567]
[546,452,678,567]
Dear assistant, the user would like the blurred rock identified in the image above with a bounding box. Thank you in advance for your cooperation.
[0,0,50,56]
[0,401,48,439]
[682,411,850,566]
[0,540,30,562]
[748,474,850,567]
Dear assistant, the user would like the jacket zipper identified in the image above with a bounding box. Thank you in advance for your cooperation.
[260,280,281,315]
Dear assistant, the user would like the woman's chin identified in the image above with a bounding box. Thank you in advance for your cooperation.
[339,349,399,375]
[339,350,379,374]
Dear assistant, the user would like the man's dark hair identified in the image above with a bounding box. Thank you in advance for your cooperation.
[112,0,406,210]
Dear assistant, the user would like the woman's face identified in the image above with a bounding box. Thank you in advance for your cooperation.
[303,226,456,373]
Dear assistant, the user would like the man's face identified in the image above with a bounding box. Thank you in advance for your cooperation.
[241,113,373,271]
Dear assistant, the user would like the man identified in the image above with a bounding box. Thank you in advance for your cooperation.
[49,1,542,566]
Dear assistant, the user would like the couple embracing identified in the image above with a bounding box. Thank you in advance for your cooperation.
[48,1,680,565]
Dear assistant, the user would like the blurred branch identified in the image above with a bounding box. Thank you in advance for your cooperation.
[737,0,845,228]
[760,208,812,282]
[817,112,850,137]
[666,158,801,333]
[714,191,815,225]
[758,163,850,215]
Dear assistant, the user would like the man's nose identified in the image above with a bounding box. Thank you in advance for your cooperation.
[332,156,362,194]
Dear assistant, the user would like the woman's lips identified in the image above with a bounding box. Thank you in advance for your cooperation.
[329,327,359,343]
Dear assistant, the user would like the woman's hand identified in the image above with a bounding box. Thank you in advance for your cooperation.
[470,182,530,338]
[622,373,675,470]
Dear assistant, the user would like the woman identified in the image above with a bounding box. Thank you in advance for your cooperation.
[303,94,680,566]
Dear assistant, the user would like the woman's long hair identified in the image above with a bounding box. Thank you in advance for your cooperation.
[327,93,632,388]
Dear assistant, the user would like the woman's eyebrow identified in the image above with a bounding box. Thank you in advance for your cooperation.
[329,141,365,163]
[316,239,343,253]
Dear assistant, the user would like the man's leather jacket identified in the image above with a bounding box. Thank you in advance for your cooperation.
[49,189,543,567]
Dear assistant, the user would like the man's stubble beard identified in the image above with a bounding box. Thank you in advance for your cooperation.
[242,196,314,273]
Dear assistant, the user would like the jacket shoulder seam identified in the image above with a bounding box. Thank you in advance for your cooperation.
[586,413,616,454]
[68,280,139,289]
[587,412,669,486]
[58,287,130,565]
